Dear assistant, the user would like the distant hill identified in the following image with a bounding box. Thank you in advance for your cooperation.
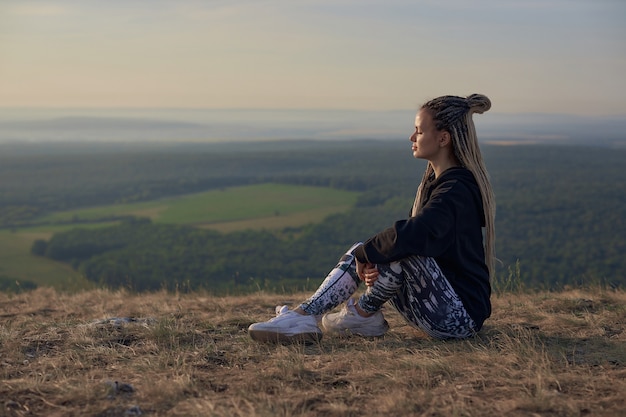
[1,108,625,146]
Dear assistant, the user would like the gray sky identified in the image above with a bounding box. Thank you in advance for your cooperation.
[1,0,625,115]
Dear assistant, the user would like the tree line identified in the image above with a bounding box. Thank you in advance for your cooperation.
[31,204,404,293]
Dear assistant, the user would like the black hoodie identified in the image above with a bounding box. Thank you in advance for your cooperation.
[353,167,491,329]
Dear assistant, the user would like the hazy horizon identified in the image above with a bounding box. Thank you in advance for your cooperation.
[1,107,625,147]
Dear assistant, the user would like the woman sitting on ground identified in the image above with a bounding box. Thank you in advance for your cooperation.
[248,93,496,342]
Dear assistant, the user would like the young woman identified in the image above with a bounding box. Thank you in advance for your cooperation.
[248,93,496,343]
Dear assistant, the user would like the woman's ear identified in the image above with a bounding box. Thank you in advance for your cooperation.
[439,131,452,147]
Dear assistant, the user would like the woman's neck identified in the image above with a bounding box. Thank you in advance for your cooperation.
[430,158,460,178]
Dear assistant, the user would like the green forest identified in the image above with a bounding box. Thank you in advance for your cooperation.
[1,140,624,293]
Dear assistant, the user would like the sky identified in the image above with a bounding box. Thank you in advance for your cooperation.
[1,0,625,116]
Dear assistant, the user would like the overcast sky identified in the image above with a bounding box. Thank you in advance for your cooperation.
[1,0,625,115]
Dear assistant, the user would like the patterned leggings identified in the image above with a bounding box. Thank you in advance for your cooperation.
[298,243,477,339]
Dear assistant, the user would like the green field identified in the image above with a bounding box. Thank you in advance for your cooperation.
[3,183,360,291]
[39,183,359,228]
[0,231,92,292]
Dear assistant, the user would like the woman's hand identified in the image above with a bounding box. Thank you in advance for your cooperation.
[356,260,379,287]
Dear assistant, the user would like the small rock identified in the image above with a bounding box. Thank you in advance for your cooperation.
[104,380,136,398]
[125,405,142,416]
[116,381,135,393]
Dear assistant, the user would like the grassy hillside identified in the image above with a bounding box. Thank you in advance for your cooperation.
[1,287,624,416]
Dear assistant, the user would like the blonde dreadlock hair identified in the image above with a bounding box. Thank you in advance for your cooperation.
[412,93,496,277]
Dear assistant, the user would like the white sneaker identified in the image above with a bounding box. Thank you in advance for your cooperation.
[248,306,323,344]
[322,299,389,337]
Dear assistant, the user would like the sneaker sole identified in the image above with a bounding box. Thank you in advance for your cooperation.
[248,329,323,344]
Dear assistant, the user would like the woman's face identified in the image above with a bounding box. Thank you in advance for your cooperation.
[409,109,445,161]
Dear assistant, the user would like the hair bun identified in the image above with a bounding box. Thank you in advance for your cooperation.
[466,94,491,114]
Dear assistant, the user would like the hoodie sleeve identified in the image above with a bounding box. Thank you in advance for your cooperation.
[353,179,459,264]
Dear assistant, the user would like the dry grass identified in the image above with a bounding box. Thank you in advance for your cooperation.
[1,287,625,417]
